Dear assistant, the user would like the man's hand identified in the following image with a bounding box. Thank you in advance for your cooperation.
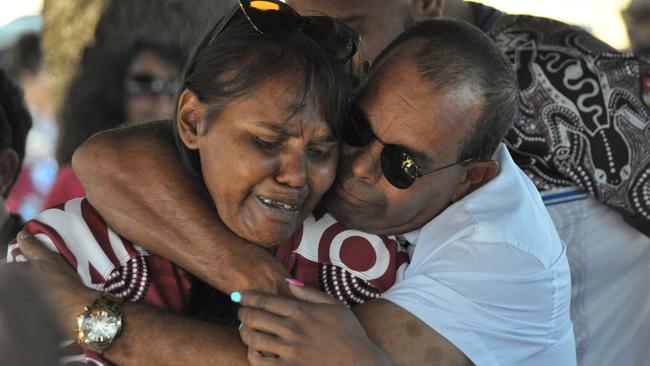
[237,283,392,366]
[14,230,98,338]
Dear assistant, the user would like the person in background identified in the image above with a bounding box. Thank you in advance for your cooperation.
[0,68,32,257]
[123,40,183,124]
[42,39,183,208]
[5,33,58,221]
[0,265,63,365]
[623,0,650,56]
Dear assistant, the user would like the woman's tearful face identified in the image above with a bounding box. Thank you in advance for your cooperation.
[180,73,339,247]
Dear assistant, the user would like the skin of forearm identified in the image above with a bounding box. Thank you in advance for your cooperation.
[72,123,289,295]
[104,302,248,366]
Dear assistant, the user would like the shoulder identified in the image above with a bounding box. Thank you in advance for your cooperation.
[19,198,149,292]
[412,146,563,267]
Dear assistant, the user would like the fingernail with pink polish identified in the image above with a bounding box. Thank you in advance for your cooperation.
[285,278,304,287]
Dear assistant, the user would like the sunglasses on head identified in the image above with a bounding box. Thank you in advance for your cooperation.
[193,0,358,68]
[343,106,475,189]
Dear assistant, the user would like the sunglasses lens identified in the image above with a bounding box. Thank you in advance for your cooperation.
[303,17,358,60]
[241,0,302,36]
[381,145,416,189]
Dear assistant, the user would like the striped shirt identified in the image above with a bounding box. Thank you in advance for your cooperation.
[7,198,408,364]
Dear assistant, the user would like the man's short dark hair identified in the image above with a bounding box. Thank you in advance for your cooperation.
[0,68,32,196]
[374,19,518,160]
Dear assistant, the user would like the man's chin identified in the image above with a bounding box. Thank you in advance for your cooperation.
[323,195,371,232]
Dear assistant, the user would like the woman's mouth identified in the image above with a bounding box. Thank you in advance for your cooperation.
[257,195,301,214]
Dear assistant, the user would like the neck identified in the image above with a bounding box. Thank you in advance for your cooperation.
[443,0,475,24]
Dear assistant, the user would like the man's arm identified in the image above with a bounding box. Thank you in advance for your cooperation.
[72,122,290,295]
[354,300,472,366]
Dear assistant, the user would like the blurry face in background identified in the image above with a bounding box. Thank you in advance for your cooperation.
[179,72,339,247]
[287,0,412,65]
[124,49,180,124]
[623,0,650,55]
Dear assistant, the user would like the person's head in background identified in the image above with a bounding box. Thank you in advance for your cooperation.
[52,0,230,169]
[123,40,183,124]
[7,33,52,116]
[56,38,186,167]
[0,69,32,201]
[623,0,650,55]
[286,0,469,66]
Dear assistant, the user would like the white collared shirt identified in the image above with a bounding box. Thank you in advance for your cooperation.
[382,144,576,366]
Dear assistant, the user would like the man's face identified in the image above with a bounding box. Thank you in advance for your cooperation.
[324,44,483,235]
[287,0,412,63]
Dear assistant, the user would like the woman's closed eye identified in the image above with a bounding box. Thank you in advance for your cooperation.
[254,136,283,152]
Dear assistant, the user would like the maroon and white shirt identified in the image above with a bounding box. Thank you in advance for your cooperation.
[7,198,409,364]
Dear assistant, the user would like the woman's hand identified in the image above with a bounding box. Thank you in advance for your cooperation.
[237,283,393,366]
[14,231,99,338]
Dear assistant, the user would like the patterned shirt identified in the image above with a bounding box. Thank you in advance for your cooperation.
[469,2,650,236]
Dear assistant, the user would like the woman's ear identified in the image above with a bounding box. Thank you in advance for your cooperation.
[177,89,205,150]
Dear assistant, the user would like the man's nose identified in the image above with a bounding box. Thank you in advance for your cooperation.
[343,141,383,184]
[275,151,307,188]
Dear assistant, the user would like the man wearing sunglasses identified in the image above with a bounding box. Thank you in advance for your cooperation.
[289,2,650,366]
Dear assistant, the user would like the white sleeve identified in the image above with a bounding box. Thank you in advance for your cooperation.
[382,239,574,366]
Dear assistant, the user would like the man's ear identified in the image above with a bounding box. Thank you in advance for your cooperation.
[451,159,499,202]
[407,0,446,20]
[177,89,206,151]
[0,148,19,196]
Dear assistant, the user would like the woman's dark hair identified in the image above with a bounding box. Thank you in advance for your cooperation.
[172,10,353,185]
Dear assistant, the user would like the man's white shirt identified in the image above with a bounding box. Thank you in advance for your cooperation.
[382,144,576,365]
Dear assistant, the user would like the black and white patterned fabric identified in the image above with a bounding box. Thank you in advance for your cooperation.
[484,13,650,236]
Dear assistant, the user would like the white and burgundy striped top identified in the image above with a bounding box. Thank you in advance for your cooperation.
[7,198,409,364]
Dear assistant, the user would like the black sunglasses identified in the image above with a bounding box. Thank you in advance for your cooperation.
[343,106,475,189]
[194,0,358,67]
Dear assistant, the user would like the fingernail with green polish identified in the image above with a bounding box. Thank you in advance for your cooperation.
[230,291,242,303]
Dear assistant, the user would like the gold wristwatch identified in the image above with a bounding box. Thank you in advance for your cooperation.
[75,293,124,354]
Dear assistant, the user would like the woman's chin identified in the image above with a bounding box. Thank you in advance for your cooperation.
[249,225,298,248]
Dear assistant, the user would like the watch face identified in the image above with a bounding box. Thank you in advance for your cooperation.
[81,308,121,344]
